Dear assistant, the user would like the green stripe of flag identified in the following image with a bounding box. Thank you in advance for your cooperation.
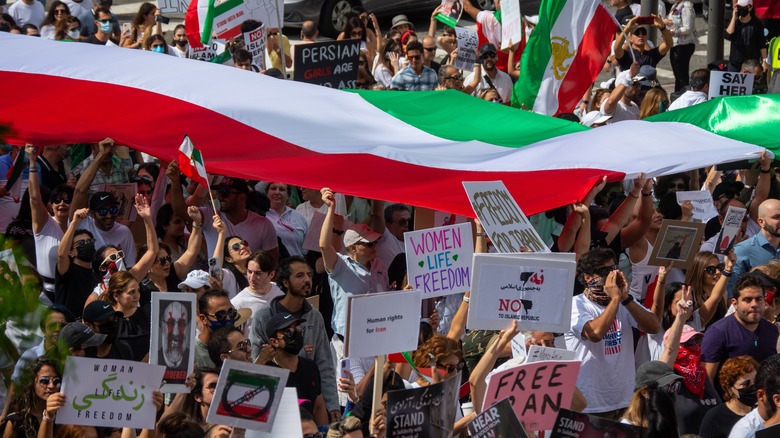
[512,0,569,109]
[351,89,587,148]
[201,0,217,45]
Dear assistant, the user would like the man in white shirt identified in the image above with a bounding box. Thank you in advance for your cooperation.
[9,0,44,28]
[601,64,641,122]
[669,68,710,110]
[368,202,410,271]
[465,43,513,103]
[78,191,137,266]
[231,250,283,334]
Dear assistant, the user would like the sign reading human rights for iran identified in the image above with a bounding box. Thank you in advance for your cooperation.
[57,357,165,429]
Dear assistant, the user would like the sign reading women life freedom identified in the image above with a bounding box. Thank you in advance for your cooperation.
[463,181,550,253]
[467,253,576,332]
[404,223,473,298]
[57,357,165,430]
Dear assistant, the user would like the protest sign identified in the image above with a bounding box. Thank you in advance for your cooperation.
[468,253,575,332]
[526,345,577,363]
[206,360,289,432]
[550,408,645,438]
[404,223,473,298]
[500,0,523,49]
[484,360,581,431]
[98,183,136,221]
[648,220,706,269]
[463,181,550,253]
[345,290,422,358]
[386,374,460,438]
[675,190,718,223]
[511,333,527,359]
[149,292,196,393]
[434,0,463,27]
[714,205,747,255]
[468,397,529,438]
[211,0,283,41]
[454,27,479,71]
[293,40,361,88]
[190,39,226,61]
[57,357,165,429]
[243,24,266,71]
[245,388,302,438]
[709,71,754,99]
[157,0,188,14]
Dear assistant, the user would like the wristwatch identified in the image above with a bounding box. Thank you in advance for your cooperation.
[621,295,635,306]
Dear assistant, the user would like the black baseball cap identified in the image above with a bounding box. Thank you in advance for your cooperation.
[89,191,118,211]
[215,177,249,195]
[268,313,306,334]
[479,43,497,57]
[82,301,122,324]
[59,321,107,348]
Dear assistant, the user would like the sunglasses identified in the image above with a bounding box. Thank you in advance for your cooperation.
[407,55,422,60]
[97,206,119,216]
[394,218,411,227]
[481,51,497,59]
[101,250,125,265]
[351,31,363,37]
[445,75,463,81]
[132,176,151,183]
[230,240,249,252]
[205,382,217,393]
[423,47,436,52]
[282,326,305,337]
[436,362,464,374]
[38,377,62,387]
[98,19,111,24]
[703,264,724,275]
[217,187,242,198]
[228,339,252,354]
[156,256,172,266]
[356,241,377,248]
[52,195,71,204]
[592,265,618,278]
[55,9,68,14]
[268,31,279,36]
[206,307,238,322]
[659,380,681,394]
[668,183,686,190]
[75,238,95,248]
[633,30,648,36]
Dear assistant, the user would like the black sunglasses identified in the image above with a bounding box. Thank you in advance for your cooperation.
[206,308,238,322]
[228,339,252,354]
[217,187,242,198]
[481,51,497,59]
[668,183,686,190]
[75,238,95,248]
[52,195,71,204]
[592,265,618,278]
[437,362,464,374]
[704,264,725,275]
[38,377,62,387]
[156,256,172,266]
[97,206,119,216]
[357,241,377,248]
[230,240,249,252]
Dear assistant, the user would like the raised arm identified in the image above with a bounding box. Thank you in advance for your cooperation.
[581,270,622,342]
[749,150,772,222]
[619,178,655,249]
[468,321,519,413]
[70,138,113,219]
[573,203,591,261]
[446,291,470,341]
[26,146,49,235]
[700,252,735,325]
[428,5,442,38]
[57,208,89,275]
[620,269,661,334]
[651,265,671,322]
[601,173,645,245]
[463,0,481,21]
[368,199,385,232]
[166,161,193,227]
[659,285,694,366]
[558,177,606,252]
[38,392,66,438]
[319,187,339,272]
[462,62,482,94]
[173,206,204,279]
[128,194,158,282]
[212,214,226,270]
[655,15,674,56]
[602,65,638,115]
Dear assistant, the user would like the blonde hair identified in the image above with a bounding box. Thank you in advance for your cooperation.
[639,87,669,119]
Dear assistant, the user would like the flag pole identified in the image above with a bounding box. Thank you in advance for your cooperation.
[208,189,218,214]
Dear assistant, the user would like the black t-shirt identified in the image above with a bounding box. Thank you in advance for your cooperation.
[269,357,321,415]
[617,46,664,70]
[86,339,134,361]
[705,215,722,240]
[118,304,151,362]
[726,17,767,67]
[615,7,633,27]
[675,375,721,435]
[55,262,98,318]
[699,402,745,438]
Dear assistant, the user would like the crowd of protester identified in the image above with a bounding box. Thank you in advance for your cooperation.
[2,0,780,437]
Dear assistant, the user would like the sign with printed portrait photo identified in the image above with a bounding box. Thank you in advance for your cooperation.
[648,220,706,269]
[149,292,197,393]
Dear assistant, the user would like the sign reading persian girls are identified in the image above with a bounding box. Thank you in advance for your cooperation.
[468,253,575,332]
[463,181,550,253]
[404,223,473,298]
[293,40,361,88]
[57,357,165,430]
[345,290,422,358]
[483,360,581,432]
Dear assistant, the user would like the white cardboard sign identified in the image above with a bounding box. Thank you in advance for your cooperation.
[345,289,422,358]
[243,25,266,71]
[57,357,165,430]
[714,206,746,255]
[149,292,197,393]
[206,360,289,432]
[244,388,302,438]
[500,0,523,49]
[525,345,577,363]
[675,190,718,223]
[709,71,754,99]
[404,223,474,298]
[467,253,575,332]
[463,181,550,253]
[454,27,479,72]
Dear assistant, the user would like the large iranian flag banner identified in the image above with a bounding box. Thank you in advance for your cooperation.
[512,0,617,115]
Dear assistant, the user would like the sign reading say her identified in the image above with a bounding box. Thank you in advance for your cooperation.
[463,181,550,253]
[57,357,165,430]
[405,223,473,298]
[468,253,575,332]
[345,290,422,358]
[484,360,581,432]
[709,71,754,99]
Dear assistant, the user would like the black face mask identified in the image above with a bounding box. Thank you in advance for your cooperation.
[738,385,758,406]
[281,330,304,355]
[175,39,188,47]
[76,243,96,262]
[737,6,750,17]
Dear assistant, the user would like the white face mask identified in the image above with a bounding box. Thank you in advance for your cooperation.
[68,29,80,40]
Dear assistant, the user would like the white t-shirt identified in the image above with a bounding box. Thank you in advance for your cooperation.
[601,98,640,123]
[465,68,514,103]
[35,215,65,280]
[376,227,405,271]
[266,207,308,257]
[9,0,45,27]
[565,294,639,413]
[199,207,278,257]
[170,45,190,58]
[668,90,708,111]
[728,408,764,438]
[231,283,284,334]
[76,216,137,266]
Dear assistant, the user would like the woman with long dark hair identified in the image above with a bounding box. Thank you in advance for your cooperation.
[39,1,69,40]
[0,358,61,438]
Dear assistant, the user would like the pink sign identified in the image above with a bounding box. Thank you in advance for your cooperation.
[483,360,581,432]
